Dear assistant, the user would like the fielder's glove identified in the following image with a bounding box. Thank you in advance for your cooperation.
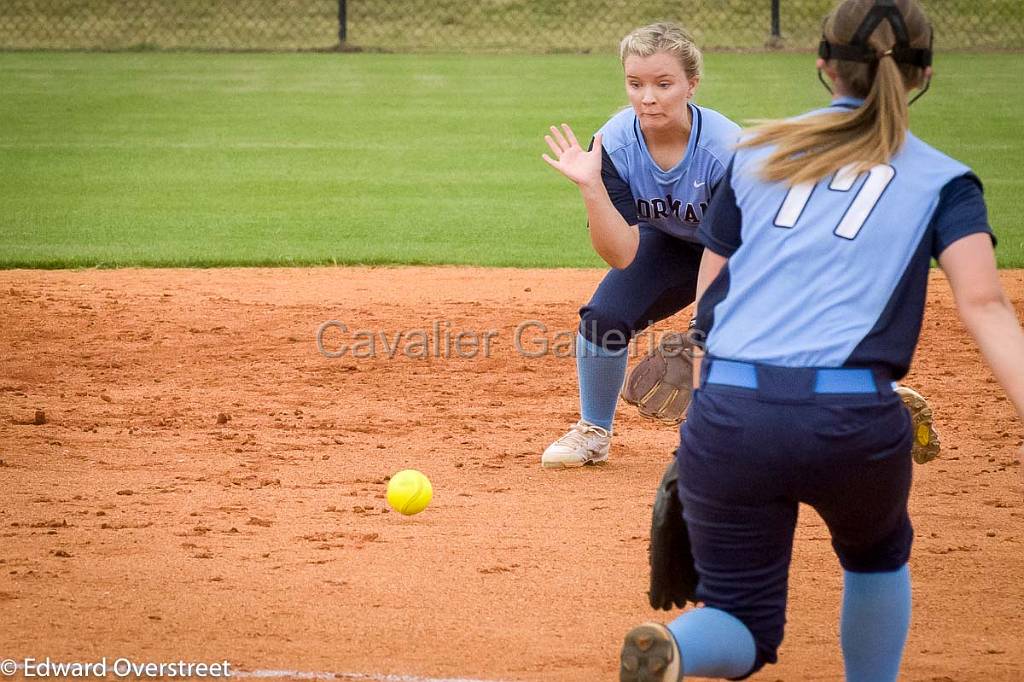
[621,331,697,425]
[648,457,699,610]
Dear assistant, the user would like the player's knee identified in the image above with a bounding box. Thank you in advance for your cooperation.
[834,518,913,573]
[578,308,631,352]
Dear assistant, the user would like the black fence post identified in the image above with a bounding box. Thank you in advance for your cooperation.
[766,0,783,48]
[338,0,347,46]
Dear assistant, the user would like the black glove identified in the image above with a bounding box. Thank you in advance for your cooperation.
[648,456,699,610]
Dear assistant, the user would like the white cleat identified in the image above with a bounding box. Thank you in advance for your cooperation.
[541,419,612,469]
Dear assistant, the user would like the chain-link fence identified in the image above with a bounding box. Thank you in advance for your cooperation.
[1,1,1021,52]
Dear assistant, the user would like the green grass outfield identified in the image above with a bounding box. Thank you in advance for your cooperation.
[1,51,1021,269]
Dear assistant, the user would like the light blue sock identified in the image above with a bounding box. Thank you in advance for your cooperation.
[576,333,628,431]
[841,565,911,682]
[667,607,757,679]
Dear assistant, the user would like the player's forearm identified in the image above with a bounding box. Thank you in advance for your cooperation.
[690,250,727,389]
[578,182,640,269]
[694,250,728,312]
[957,296,1024,419]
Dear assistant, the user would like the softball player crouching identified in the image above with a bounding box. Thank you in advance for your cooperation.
[541,21,941,470]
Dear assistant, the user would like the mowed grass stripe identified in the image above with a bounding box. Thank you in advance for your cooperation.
[0,51,1021,269]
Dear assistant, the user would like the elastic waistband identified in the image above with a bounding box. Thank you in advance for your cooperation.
[703,358,892,398]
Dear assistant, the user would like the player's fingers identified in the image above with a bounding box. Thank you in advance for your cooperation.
[562,123,580,148]
[593,131,604,151]
[550,125,570,149]
[544,135,562,157]
[541,154,561,169]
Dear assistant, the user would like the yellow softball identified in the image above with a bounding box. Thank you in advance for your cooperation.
[386,469,433,516]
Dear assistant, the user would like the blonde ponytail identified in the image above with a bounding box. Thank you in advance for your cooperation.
[739,0,931,186]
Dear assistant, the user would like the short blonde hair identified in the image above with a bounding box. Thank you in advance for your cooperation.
[619,22,703,81]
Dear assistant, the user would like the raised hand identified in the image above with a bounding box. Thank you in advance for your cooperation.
[542,124,603,188]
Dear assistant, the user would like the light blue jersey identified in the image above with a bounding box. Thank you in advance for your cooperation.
[598,104,740,243]
[697,97,993,378]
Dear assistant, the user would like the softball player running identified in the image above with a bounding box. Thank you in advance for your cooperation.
[619,1,1024,680]
[540,23,740,468]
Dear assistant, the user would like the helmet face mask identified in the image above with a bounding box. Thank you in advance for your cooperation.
[815,0,933,105]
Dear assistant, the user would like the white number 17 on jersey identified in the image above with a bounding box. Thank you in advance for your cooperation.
[774,163,895,240]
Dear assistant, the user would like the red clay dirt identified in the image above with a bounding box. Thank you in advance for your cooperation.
[1,266,1022,681]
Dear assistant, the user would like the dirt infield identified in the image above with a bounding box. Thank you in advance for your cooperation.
[1,267,1022,681]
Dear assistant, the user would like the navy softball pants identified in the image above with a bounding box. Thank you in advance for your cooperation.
[677,361,914,674]
[579,225,704,351]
